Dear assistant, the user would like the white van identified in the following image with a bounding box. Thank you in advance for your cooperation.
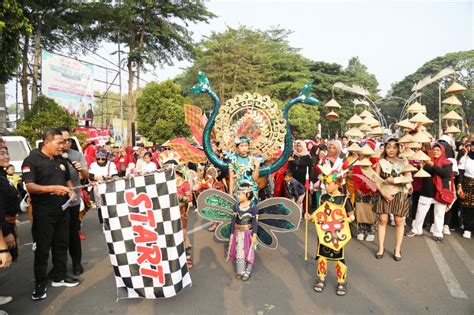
[3,136,32,174]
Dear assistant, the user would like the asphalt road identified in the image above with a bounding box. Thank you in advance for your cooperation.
[1,209,474,315]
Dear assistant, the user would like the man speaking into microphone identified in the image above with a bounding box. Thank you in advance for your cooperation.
[22,128,80,301]
[59,127,88,276]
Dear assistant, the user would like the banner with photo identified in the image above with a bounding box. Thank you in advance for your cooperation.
[41,50,95,119]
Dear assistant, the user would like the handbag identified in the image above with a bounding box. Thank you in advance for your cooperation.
[435,188,455,205]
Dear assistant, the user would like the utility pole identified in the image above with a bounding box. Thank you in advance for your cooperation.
[0,84,7,132]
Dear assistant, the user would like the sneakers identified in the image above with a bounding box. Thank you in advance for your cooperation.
[443,225,451,235]
[51,276,80,288]
[356,233,365,241]
[405,230,421,237]
[0,296,12,306]
[463,231,471,239]
[32,284,47,301]
[432,236,444,242]
[365,234,375,242]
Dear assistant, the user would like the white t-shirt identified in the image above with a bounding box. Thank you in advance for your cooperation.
[142,162,157,173]
[459,155,474,178]
[89,161,118,178]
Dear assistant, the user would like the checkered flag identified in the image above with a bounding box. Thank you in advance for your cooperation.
[98,168,192,299]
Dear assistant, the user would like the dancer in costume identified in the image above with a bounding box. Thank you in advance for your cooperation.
[305,166,355,296]
[227,137,261,205]
[228,182,258,280]
[371,137,412,261]
[196,187,301,279]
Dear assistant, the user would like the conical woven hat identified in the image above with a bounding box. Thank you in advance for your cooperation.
[345,127,364,138]
[354,158,372,166]
[399,148,415,158]
[359,124,373,132]
[442,110,463,121]
[347,142,362,152]
[414,168,431,178]
[346,114,364,125]
[411,132,432,144]
[445,125,461,133]
[359,110,373,118]
[407,101,426,113]
[445,82,467,95]
[442,95,462,106]
[360,144,375,156]
[410,150,430,161]
[407,142,422,149]
[323,98,342,109]
[370,126,384,136]
[398,133,414,143]
[362,115,379,126]
[402,163,418,173]
[409,112,434,124]
[396,119,416,130]
[325,111,340,121]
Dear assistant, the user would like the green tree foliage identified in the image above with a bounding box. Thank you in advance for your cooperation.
[13,96,77,144]
[90,0,214,144]
[0,0,31,83]
[381,50,474,133]
[93,91,130,128]
[136,81,190,144]
[177,27,322,138]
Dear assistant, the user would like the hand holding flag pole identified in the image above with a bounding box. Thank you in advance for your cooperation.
[304,167,310,261]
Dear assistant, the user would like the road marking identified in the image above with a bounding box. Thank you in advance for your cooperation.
[188,222,213,235]
[447,236,474,275]
[425,237,468,299]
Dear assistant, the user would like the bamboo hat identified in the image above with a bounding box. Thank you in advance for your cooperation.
[409,113,434,125]
[346,114,364,125]
[445,82,467,95]
[345,127,364,138]
[414,168,431,178]
[359,110,373,118]
[323,98,342,109]
[442,95,462,106]
[396,119,416,131]
[325,111,340,121]
[410,150,430,161]
[442,110,463,121]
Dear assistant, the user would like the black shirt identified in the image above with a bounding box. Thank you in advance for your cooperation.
[420,164,452,198]
[0,169,20,235]
[22,149,71,213]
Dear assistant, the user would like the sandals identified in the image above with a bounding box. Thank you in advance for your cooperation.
[313,279,326,293]
[336,282,347,296]
[208,225,216,232]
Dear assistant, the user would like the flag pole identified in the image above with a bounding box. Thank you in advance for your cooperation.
[304,167,310,261]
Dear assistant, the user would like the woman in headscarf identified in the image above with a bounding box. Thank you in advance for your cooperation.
[457,141,474,239]
[407,143,453,242]
[288,140,313,213]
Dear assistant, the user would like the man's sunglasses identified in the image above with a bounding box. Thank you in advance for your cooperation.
[97,157,107,161]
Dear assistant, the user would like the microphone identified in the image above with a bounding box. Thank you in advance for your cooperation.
[62,152,80,171]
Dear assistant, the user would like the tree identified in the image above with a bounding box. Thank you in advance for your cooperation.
[14,96,77,144]
[0,0,31,84]
[382,50,474,134]
[93,0,215,144]
[136,81,190,144]
[176,27,312,110]
[93,91,129,128]
[18,1,109,116]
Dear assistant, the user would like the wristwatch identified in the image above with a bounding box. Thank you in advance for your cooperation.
[0,248,9,253]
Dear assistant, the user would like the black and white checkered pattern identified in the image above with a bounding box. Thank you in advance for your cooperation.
[98,168,191,299]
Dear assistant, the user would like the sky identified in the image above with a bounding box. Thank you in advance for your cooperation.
[5,0,473,107]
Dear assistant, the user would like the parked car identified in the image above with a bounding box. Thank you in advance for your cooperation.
[3,136,32,174]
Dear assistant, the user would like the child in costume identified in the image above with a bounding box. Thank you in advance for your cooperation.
[305,166,355,296]
[228,182,258,281]
[284,169,306,210]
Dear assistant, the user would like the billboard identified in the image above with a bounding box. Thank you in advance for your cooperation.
[41,50,95,119]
